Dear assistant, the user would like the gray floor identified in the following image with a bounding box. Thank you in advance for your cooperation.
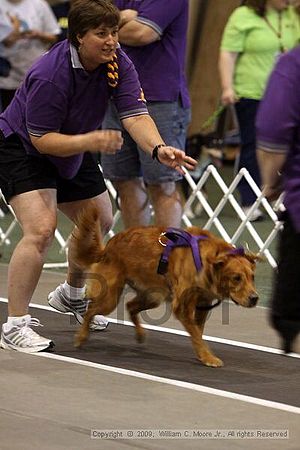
[0,264,299,450]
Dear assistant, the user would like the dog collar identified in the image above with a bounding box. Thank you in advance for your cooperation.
[157,228,208,275]
[196,299,222,311]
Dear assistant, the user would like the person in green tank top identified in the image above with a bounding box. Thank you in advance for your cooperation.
[219,0,300,221]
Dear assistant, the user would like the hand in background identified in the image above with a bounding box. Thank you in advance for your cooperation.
[221,87,238,105]
[87,130,123,154]
[9,14,21,33]
[3,14,21,46]
[262,184,283,202]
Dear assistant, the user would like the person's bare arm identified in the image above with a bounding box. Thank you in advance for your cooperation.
[122,114,196,173]
[30,130,123,157]
[219,50,239,105]
[2,14,21,47]
[119,9,138,28]
[118,17,160,46]
[257,148,287,201]
[22,30,58,45]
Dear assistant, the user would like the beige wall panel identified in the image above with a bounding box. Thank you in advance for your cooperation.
[188,0,240,135]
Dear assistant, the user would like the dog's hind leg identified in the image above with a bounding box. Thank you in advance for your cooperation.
[126,293,162,343]
[74,303,97,348]
[74,268,125,347]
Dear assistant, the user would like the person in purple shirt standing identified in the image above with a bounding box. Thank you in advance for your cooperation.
[101,0,191,229]
[0,0,196,353]
[256,46,300,353]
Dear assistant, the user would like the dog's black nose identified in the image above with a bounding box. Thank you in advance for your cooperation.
[249,293,259,307]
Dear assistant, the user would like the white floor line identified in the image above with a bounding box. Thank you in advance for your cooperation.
[1,297,299,415]
[32,351,300,415]
[0,297,298,359]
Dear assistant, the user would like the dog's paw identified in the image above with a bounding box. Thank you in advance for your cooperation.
[74,332,87,348]
[74,338,83,348]
[135,328,146,343]
[200,355,224,368]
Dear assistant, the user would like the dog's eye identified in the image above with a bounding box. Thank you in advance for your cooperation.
[233,275,242,283]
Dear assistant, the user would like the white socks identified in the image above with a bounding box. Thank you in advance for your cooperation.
[3,282,86,333]
[4,314,30,332]
[62,281,86,300]
[7,314,29,325]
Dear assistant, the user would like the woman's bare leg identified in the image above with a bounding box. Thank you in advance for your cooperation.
[7,189,57,316]
[58,191,113,288]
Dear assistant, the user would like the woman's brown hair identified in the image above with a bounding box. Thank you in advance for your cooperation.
[242,0,268,16]
[68,0,120,49]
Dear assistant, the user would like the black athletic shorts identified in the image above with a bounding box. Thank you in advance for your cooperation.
[0,131,106,204]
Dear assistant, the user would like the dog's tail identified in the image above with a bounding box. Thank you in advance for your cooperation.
[71,203,104,268]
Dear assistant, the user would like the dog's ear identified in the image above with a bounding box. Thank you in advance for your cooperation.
[207,253,228,270]
[244,252,264,265]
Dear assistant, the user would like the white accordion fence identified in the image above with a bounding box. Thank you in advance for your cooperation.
[0,164,284,269]
[181,165,284,269]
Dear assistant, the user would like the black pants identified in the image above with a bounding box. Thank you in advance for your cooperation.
[271,213,300,344]
[235,98,262,206]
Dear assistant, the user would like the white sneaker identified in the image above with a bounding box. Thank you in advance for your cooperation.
[193,201,204,217]
[48,284,109,331]
[0,315,54,353]
[184,197,205,219]
[184,205,195,219]
[242,206,264,222]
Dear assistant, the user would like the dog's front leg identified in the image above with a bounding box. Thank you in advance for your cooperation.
[173,297,223,368]
[194,309,223,367]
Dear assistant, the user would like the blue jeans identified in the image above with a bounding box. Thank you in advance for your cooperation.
[235,98,261,206]
[101,100,191,184]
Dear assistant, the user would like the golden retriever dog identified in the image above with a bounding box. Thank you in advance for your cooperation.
[71,204,260,367]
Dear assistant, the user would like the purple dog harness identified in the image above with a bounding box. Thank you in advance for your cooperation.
[157,228,209,275]
[157,228,246,311]
[228,247,245,257]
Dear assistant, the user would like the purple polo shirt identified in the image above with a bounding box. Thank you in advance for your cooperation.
[0,40,148,178]
[256,46,300,231]
[115,0,190,108]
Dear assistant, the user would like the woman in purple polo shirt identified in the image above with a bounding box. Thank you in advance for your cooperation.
[256,46,300,354]
[0,0,196,353]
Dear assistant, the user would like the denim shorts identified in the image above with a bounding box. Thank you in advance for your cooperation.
[101,100,191,185]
